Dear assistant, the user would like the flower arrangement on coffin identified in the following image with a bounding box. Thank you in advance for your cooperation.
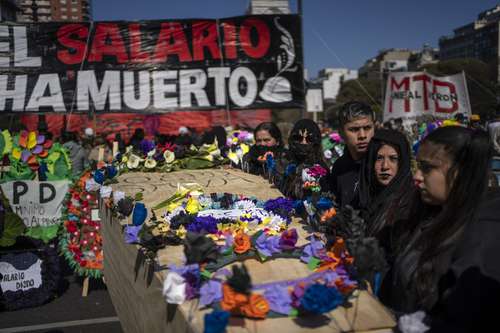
[1,130,72,181]
[322,131,344,165]
[59,172,103,278]
[227,130,253,166]
[301,164,328,192]
[114,141,225,173]
[142,190,295,247]
[162,230,357,332]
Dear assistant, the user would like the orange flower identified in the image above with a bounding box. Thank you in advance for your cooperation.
[320,208,337,223]
[240,294,269,319]
[233,232,251,254]
[220,283,248,312]
[220,284,269,319]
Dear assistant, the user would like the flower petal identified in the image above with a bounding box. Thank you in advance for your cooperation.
[32,145,43,155]
[37,134,45,145]
[21,149,32,162]
[27,131,37,149]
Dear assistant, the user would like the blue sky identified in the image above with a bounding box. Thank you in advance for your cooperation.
[93,0,500,78]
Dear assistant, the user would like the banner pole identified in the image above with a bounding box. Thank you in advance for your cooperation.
[462,70,473,117]
[215,18,231,127]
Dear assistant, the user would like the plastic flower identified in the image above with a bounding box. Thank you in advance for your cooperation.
[255,233,281,257]
[204,310,230,333]
[14,130,52,170]
[185,197,202,214]
[144,157,157,169]
[233,232,251,254]
[279,228,298,250]
[140,139,155,156]
[300,284,344,314]
[199,280,223,306]
[127,153,143,169]
[162,271,186,304]
[163,149,175,163]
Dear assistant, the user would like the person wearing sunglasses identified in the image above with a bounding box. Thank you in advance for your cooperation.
[326,101,376,208]
[274,119,328,199]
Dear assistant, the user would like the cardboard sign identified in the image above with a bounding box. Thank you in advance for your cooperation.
[384,72,471,121]
[0,180,70,227]
[0,252,42,292]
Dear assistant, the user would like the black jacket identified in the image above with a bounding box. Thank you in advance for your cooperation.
[385,190,500,331]
[326,149,362,208]
[426,190,500,332]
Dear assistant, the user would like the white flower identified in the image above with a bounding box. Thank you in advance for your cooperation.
[147,148,156,157]
[302,168,316,182]
[324,149,333,160]
[163,150,175,164]
[398,311,429,333]
[233,200,257,210]
[127,154,143,169]
[162,272,186,304]
[144,158,157,169]
[267,214,287,231]
[113,191,125,203]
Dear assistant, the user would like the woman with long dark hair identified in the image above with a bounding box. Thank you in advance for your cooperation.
[243,122,283,176]
[384,126,500,331]
[358,129,413,238]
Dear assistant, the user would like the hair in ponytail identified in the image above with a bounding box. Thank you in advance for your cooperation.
[412,126,492,307]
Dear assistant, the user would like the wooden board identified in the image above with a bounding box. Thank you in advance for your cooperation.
[102,168,396,333]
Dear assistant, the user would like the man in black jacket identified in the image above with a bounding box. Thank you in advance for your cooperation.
[327,101,375,208]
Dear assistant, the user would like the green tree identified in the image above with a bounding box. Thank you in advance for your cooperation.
[327,77,382,127]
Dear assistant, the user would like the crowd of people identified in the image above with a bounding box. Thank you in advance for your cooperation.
[238,103,500,332]
[9,102,500,332]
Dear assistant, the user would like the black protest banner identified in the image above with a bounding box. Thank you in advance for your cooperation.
[0,15,304,113]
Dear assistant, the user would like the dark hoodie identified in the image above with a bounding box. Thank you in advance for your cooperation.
[358,129,413,238]
[275,119,328,199]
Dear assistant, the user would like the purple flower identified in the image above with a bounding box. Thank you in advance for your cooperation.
[291,282,306,308]
[264,197,294,223]
[279,228,298,250]
[180,265,201,300]
[255,233,281,257]
[187,216,218,234]
[199,280,223,306]
[264,286,292,315]
[300,237,326,263]
[139,139,155,155]
[124,225,142,244]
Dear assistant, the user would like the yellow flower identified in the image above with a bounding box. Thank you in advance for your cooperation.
[157,223,170,233]
[121,155,128,163]
[176,225,187,238]
[166,201,182,213]
[261,217,271,226]
[267,229,279,236]
[12,147,21,160]
[185,197,201,214]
